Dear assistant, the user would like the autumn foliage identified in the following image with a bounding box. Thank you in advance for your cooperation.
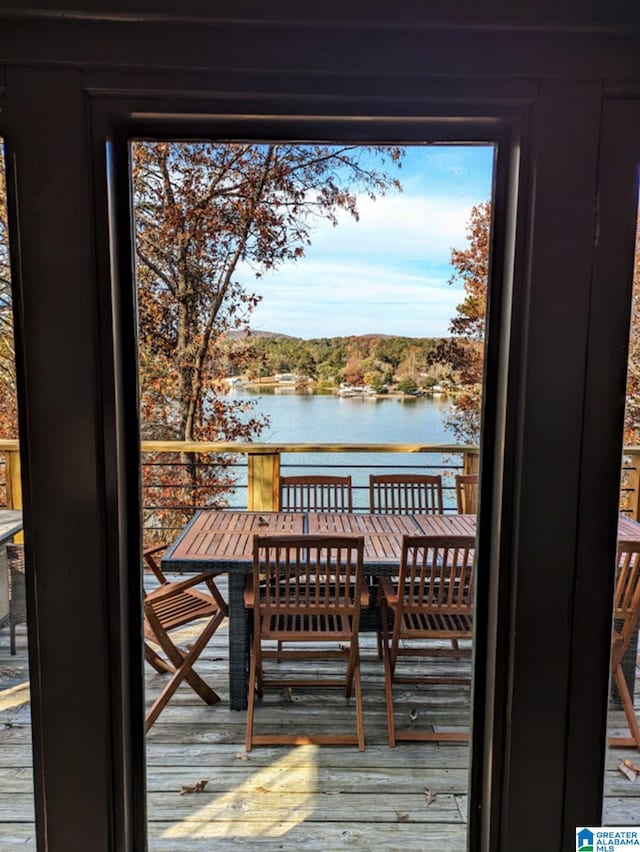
[624,215,640,445]
[132,142,402,535]
[0,146,18,442]
[442,201,491,444]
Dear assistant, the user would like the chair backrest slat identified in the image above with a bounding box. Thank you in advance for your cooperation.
[397,534,475,617]
[455,474,479,514]
[369,474,443,515]
[280,475,353,513]
[253,534,365,622]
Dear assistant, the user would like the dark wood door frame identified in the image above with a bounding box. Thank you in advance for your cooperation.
[0,63,637,852]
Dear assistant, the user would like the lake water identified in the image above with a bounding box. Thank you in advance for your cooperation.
[226,389,461,510]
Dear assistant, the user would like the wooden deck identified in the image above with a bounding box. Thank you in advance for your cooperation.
[0,578,639,850]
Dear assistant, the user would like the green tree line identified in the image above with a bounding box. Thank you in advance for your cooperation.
[224,332,458,393]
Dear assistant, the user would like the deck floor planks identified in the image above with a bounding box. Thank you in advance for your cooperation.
[0,574,638,847]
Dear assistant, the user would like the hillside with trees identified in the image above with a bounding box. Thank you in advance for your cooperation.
[226,332,455,395]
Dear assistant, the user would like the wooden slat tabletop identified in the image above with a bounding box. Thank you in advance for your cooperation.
[308,513,419,564]
[169,512,304,564]
[413,514,477,538]
[308,513,417,535]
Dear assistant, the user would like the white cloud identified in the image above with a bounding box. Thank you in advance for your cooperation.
[306,191,476,264]
[238,188,480,338]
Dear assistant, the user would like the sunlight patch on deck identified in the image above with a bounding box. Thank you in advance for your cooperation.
[162,745,319,839]
[0,681,29,712]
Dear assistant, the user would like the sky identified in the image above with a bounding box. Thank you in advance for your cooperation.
[246,145,495,339]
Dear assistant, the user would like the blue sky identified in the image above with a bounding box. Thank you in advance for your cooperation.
[246,145,494,339]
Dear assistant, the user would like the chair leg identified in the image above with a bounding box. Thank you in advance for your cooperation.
[246,637,260,752]
[154,611,224,704]
[145,613,224,731]
[345,642,359,698]
[614,665,640,749]
[383,637,396,748]
[9,623,16,656]
[144,643,174,674]
[353,657,365,752]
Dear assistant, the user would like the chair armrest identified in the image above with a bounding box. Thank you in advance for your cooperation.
[143,543,168,557]
[146,572,222,602]
[379,576,399,605]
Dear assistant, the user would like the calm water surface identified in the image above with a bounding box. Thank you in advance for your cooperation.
[226,390,460,510]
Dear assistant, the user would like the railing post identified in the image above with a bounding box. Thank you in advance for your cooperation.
[5,450,22,511]
[624,450,640,521]
[4,449,24,543]
[463,449,480,476]
[247,449,280,511]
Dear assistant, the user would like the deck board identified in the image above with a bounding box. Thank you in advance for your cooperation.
[0,575,637,849]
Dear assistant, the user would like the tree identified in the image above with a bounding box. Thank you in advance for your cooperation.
[397,377,418,395]
[133,142,402,532]
[444,200,640,452]
[133,142,402,441]
[624,216,640,444]
[0,145,18,440]
[444,201,491,444]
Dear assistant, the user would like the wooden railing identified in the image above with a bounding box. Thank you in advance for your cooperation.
[3,438,640,526]
[0,440,22,513]
[621,448,640,520]
[140,440,480,513]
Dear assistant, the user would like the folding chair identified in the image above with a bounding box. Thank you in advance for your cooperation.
[609,541,640,749]
[379,534,475,746]
[455,474,479,514]
[245,534,366,751]
[142,544,228,732]
[280,475,353,512]
[369,473,444,515]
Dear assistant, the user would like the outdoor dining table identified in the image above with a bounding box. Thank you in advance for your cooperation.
[162,509,447,709]
[161,509,640,711]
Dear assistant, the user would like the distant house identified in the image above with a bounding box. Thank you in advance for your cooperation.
[274,373,298,383]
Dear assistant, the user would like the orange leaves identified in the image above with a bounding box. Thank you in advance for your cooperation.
[444,200,492,444]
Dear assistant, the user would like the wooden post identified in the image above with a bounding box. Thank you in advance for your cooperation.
[624,450,640,521]
[463,449,480,476]
[247,450,280,511]
[5,450,23,511]
[4,450,24,543]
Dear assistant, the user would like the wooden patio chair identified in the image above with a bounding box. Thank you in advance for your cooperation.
[279,474,353,512]
[245,534,366,751]
[6,544,26,656]
[609,541,640,750]
[379,534,475,746]
[455,474,479,514]
[369,473,444,515]
[142,544,228,732]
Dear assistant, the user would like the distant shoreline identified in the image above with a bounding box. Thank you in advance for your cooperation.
[230,381,455,400]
